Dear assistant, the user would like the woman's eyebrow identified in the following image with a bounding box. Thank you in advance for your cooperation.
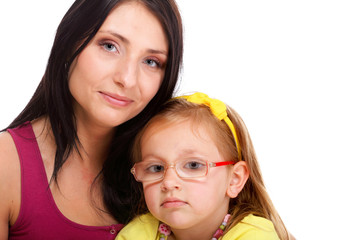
[147,48,168,56]
[98,30,130,44]
[98,30,168,56]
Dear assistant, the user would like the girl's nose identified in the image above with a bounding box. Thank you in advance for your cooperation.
[160,167,182,192]
[113,58,138,88]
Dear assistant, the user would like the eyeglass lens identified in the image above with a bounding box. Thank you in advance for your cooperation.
[133,159,209,182]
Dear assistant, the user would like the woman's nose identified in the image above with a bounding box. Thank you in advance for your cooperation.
[113,58,138,88]
[160,167,182,192]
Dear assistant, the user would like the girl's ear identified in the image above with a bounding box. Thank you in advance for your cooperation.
[226,161,249,198]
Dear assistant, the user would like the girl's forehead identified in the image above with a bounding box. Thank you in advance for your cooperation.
[142,118,217,146]
[144,117,201,135]
[140,119,227,162]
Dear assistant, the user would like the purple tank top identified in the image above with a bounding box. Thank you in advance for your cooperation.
[8,122,123,240]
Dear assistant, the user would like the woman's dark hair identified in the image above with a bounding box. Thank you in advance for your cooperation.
[4,0,183,223]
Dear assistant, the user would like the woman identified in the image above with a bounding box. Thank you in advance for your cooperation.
[0,0,183,239]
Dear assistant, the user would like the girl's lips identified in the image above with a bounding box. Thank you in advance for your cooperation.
[161,198,187,208]
[99,91,133,107]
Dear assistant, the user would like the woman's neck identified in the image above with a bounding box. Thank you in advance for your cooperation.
[73,116,115,167]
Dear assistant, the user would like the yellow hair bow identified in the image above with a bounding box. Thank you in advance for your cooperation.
[178,92,241,160]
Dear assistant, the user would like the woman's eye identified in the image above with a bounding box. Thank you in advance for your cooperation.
[101,42,117,53]
[184,161,206,170]
[147,164,164,173]
[144,58,161,68]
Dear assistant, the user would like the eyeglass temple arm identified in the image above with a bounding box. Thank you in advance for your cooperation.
[209,161,236,167]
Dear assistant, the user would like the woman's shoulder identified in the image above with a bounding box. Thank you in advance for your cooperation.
[0,118,48,180]
[0,122,31,172]
[222,214,280,240]
[116,213,159,240]
[0,130,21,177]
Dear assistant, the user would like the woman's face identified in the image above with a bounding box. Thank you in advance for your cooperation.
[68,1,168,129]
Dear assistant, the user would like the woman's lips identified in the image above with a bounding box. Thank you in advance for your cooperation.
[99,91,133,107]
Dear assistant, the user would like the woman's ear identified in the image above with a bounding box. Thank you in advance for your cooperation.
[226,161,249,198]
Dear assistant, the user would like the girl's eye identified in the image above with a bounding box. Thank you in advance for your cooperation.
[144,58,161,68]
[183,161,206,170]
[146,164,165,173]
[101,42,117,53]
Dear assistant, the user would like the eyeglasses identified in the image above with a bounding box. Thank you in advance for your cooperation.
[131,159,235,182]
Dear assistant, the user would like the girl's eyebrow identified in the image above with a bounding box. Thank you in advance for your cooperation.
[98,30,168,56]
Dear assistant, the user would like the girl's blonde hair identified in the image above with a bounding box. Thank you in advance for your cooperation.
[131,97,290,240]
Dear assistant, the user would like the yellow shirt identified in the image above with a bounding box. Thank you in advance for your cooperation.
[116,213,279,240]
[221,214,280,240]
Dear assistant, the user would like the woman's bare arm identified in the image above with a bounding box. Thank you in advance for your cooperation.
[0,132,21,239]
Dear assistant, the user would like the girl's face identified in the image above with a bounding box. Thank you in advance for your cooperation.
[68,1,168,129]
[140,119,233,234]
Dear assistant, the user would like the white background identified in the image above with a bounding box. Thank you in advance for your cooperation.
[1,1,359,239]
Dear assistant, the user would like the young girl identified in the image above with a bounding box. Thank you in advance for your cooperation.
[116,92,290,240]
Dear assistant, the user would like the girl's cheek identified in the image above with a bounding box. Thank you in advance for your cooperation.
[144,188,158,211]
